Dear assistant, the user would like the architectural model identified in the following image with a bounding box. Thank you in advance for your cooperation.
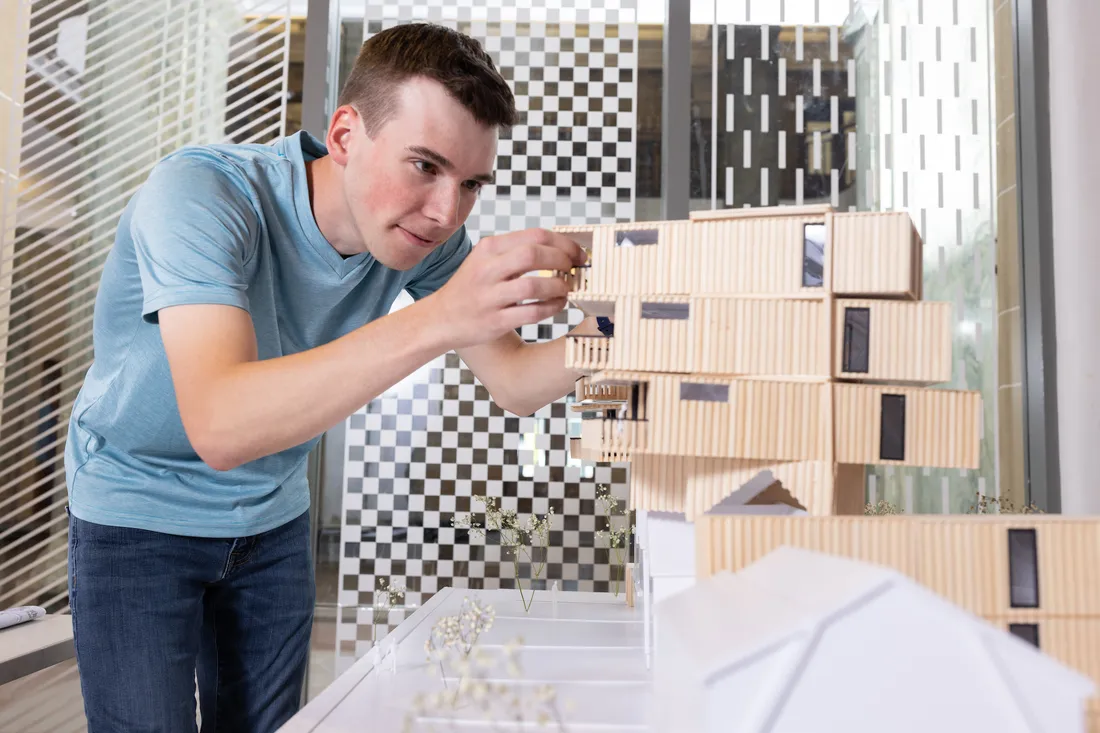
[556,203,980,518]
[653,545,1095,733]
[553,205,1100,732]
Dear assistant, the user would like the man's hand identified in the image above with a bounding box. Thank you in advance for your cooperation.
[423,228,587,351]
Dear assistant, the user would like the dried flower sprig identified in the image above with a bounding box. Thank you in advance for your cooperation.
[864,499,902,516]
[452,495,554,612]
[968,490,1044,515]
[594,485,633,597]
[373,577,407,645]
[405,623,568,733]
[424,596,495,686]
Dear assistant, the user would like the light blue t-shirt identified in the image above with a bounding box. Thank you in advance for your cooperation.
[65,130,470,538]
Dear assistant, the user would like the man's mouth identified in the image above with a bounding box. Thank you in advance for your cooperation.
[397,226,436,248]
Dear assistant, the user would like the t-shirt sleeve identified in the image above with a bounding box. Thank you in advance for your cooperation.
[129,152,259,324]
[403,225,472,300]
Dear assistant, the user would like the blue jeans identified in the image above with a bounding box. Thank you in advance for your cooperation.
[67,508,315,733]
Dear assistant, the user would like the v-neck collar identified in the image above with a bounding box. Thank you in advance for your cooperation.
[284,130,373,279]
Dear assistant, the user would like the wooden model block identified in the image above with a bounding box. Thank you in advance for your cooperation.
[554,204,982,519]
[830,210,923,299]
[833,383,982,469]
[834,298,952,383]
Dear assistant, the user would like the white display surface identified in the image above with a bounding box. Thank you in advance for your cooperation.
[281,588,650,733]
[0,614,75,685]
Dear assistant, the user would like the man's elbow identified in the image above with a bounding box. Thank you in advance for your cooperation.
[184,412,245,472]
[489,388,541,418]
[192,434,242,472]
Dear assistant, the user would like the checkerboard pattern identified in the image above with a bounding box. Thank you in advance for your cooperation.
[337,0,638,664]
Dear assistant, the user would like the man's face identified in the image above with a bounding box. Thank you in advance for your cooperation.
[336,77,499,270]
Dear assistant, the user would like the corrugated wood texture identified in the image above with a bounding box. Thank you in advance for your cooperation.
[834,383,982,469]
[691,215,828,295]
[645,376,828,461]
[697,297,830,377]
[695,515,919,580]
[629,456,832,519]
[700,516,1100,614]
[1034,520,1100,616]
[913,520,1006,616]
[831,211,921,298]
[1087,692,1100,733]
[614,296,695,373]
[578,220,692,296]
[834,299,953,383]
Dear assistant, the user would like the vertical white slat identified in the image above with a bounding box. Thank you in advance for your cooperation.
[0,0,292,616]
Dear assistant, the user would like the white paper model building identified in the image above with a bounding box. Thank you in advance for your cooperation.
[652,545,1096,733]
[636,470,807,664]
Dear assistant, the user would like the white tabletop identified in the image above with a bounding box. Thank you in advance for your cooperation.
[0,614,76,685]
[281,588,653,732]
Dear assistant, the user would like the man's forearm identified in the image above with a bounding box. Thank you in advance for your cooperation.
[493,316,600,417]
[198,297,449,470]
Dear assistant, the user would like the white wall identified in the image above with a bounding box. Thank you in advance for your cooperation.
[1047,0,1100,514]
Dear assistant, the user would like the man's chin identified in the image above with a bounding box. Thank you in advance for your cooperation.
[368,240,433,271]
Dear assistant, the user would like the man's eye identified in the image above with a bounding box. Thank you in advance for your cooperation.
[415,161,436,174]
[464,180,483,192]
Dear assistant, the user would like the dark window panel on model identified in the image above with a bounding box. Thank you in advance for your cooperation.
[1008,623,1040,648]
[1008,528,1040,609]
[615,228,660,247]
[680,382,729,402]
[879,394,906,461]
[803,222,826,287]
[640,302,690,320]
[843,307,870,373]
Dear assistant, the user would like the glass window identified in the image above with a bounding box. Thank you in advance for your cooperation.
[843,306,870,373]
[1008,529,1040,609]
[680,382,729,402]
[640,302,690,319]
[879,394,906,461]
[803,222,826,287]
[615,228,660,246]
[1008,623,1040,648]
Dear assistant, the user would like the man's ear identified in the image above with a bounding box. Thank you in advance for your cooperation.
[325,105,360,167]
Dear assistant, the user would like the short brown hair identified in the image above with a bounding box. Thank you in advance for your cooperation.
[337,23,518,136]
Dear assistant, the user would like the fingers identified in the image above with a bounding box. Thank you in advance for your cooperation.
[486,228,588,277]
[494,274,571,308]
[492,243,577,282]
[498,297,570,331]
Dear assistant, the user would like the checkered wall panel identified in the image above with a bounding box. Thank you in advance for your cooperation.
[337,0,638,665]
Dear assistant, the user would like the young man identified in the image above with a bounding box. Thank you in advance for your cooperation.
[64,22,595,733]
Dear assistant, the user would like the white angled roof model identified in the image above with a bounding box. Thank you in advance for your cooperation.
[652,546,1096,733]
